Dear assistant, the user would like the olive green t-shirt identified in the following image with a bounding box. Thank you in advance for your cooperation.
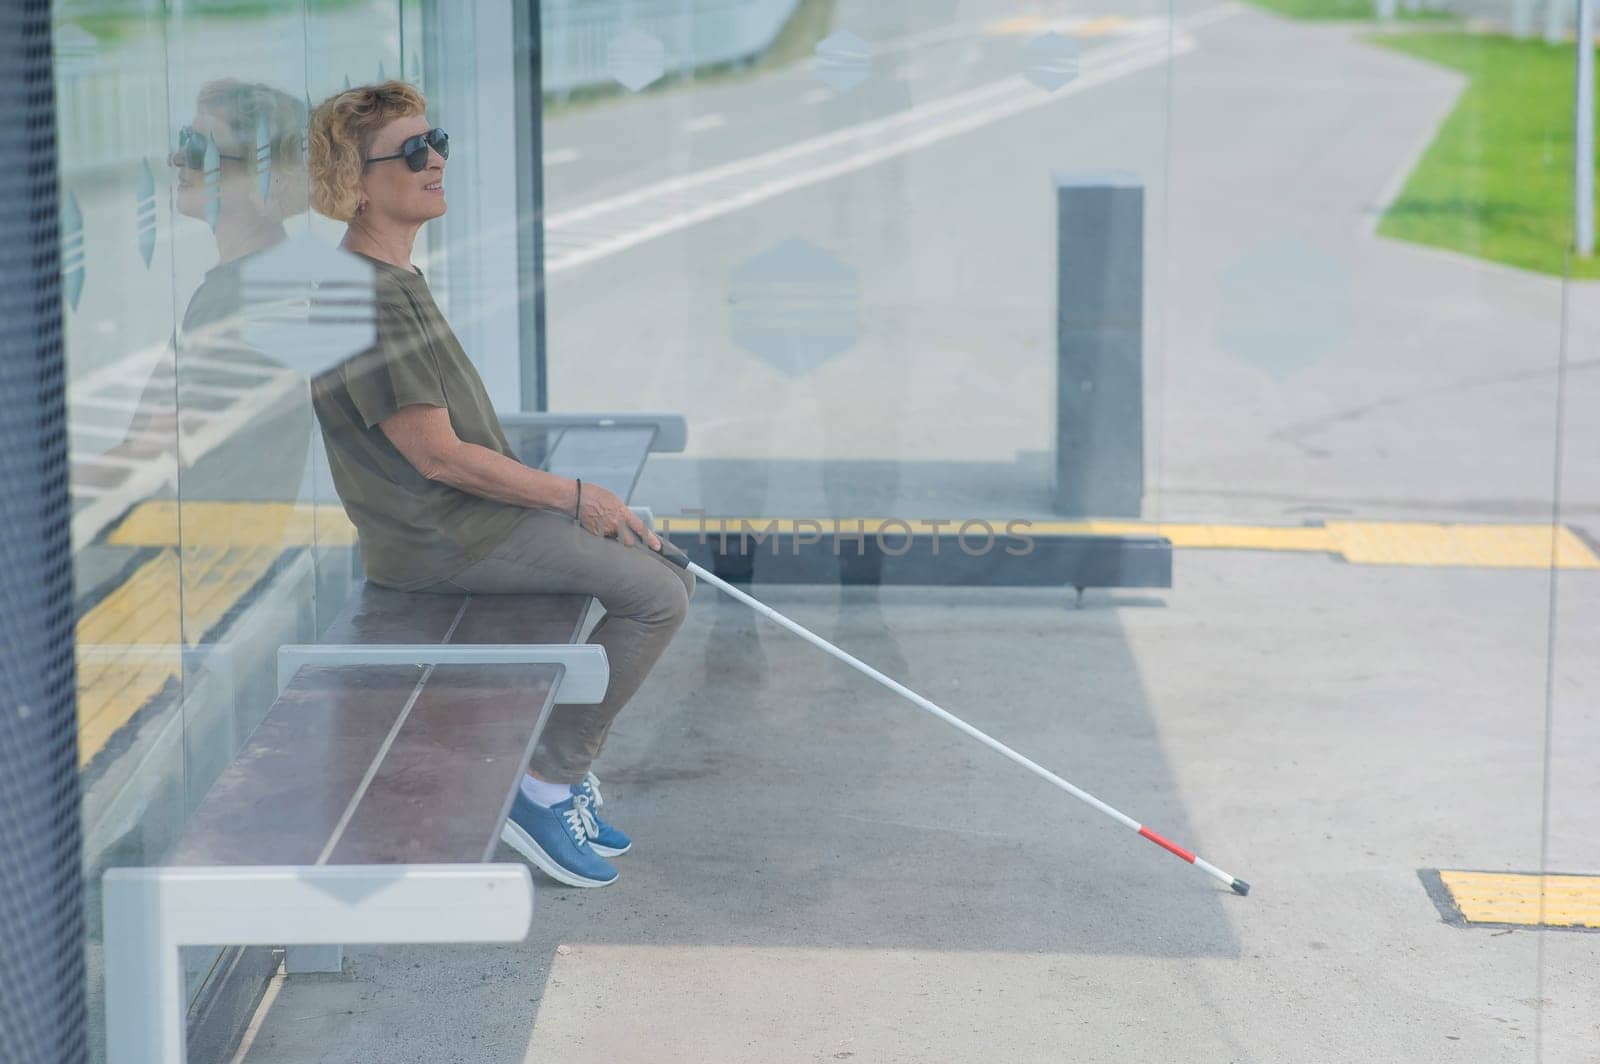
[310,254,528,591]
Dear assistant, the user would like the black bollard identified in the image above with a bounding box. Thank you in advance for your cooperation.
[1054,171,1144,517]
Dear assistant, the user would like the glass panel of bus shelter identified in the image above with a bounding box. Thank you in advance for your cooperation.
[514,2,1578,1063]
[46,1,1586,1060]
[544,0,1175,527]
[161,0,410,800]
[1144,9,1576,1063]
[161,1,313,831]
[300,0,419,637]
[160,0,411,1017]
[527,0,1214,1056]
[158,0,319,1022]
[1538,99,1599,1060]
[51,2,185,1058]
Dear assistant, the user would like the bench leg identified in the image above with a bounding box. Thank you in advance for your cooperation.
[102,863,533,1064]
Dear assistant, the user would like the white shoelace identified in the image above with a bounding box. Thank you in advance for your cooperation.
[582,771,605,810]
[565,796,600,845]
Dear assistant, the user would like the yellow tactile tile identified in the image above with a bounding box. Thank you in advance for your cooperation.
[75,551,184,768]
[75,542,285,768]
[1325,521,1597,570]
[1438,871,1600,929]
[108,500,357,548]
[1079,521,1337,552]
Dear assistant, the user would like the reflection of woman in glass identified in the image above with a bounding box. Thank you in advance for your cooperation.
[173,79,308,273]
[307,82,695,890]
[113,79,312,515]
[169,80,314,510]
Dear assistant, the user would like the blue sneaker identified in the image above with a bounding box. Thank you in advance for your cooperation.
[572,772,632,857]
[501,792,618,888]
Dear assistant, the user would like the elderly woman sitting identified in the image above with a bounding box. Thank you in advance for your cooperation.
[306,81,695,888]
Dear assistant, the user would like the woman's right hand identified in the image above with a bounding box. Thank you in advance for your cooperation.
[577,480,662,551]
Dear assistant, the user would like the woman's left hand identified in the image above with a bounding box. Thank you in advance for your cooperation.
[578,481,662,551]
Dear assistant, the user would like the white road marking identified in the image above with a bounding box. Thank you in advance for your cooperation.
[546,9,1239,275]
[226,961,286,1064]
[544,147,583,166]
[1361,67,1467,237]
[684,113,728,133]
[800,87,832,105]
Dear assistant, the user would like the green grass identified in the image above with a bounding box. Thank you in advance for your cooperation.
[62,0,371,44]
[1243,0,1454,22]
[545,0,835,115]
[1367,32,1598,279]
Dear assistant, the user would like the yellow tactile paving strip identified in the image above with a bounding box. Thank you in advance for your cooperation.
[108,500,357,549]
[659,517,1600,570]
[118,503,1598,571]
[77,504,1597,769]
[1438,871,1600,929]
[75,544,284,769]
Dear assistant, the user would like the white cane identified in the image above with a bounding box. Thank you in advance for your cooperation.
[660,549,1249,896]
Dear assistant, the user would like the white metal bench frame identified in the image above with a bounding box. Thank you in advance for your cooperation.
[99,411,684,1062]
[103,864,533,1064]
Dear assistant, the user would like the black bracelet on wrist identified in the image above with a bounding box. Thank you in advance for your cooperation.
[574,478,582,520]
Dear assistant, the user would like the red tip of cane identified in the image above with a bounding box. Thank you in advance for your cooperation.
[1137,825,1197,864]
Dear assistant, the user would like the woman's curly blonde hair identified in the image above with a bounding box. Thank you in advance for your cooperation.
[308,81,429,222]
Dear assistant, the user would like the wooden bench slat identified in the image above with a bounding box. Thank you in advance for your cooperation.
[326,663,563,865]
[173,666,428,867]
[450,592,589,646]
[320,588,470,645]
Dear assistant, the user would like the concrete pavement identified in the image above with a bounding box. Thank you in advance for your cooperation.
[238,550,1598,1062]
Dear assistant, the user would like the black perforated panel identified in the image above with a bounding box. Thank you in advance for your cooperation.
[0,2,89,1061]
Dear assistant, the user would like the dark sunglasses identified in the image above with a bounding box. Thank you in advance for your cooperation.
[364,127,449,172]
[172,125,245,170]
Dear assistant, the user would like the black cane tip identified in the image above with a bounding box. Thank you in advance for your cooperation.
[1232,879,1250,897]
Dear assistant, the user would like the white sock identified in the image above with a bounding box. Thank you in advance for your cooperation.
[520,774,575,807]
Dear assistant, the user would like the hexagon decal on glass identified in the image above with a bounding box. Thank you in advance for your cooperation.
[1216,235,1350,378]
[253,113,274,203]
[202,134,222,230]
[61,190,85,312]
[814,30,873,93]
[729,238,860,377]
[608,29,667,92]
[1024,32,1081,92]
[237,232,377,381]
[136,159,157,268]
